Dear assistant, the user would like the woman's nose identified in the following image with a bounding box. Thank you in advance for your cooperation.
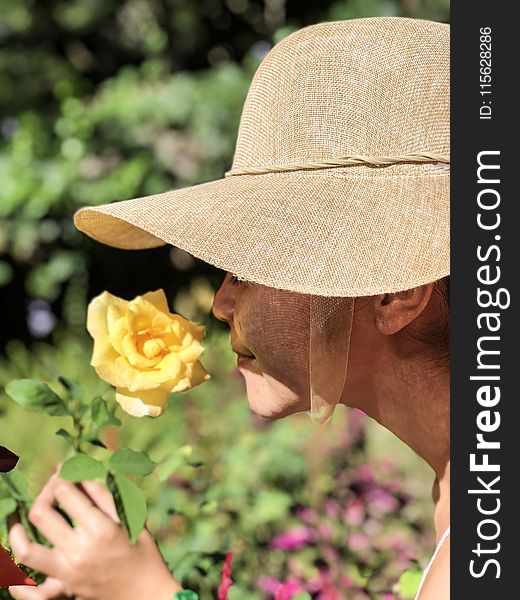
[211,273,235,324]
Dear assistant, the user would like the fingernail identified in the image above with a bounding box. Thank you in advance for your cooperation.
[52,462,62,474]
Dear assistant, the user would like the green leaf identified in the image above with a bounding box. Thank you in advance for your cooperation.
[89,396,121,428]
[57,376,84,401]
[107,472,147,544]
[292,594,312,600]
[5,379,70,417]
[56,428,75,446]
[1,471,30,502]
[0,498,17,520]
[109,449,155,476]
[398,565,424,599]
[59,455,106,482]
[174,592,199,600]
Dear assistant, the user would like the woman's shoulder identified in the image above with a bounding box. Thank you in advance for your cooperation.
[416,532,450,600]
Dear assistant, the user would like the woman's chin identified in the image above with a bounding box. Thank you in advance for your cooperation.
[238,365,307,420]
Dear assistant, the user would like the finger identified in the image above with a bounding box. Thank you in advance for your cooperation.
[28,476,76,547]
[54,480,116,534]
[8,523,61,578]
[9,577,66,600]
[78,480,120,523]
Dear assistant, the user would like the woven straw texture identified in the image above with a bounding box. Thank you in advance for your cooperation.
[74,16,450,297]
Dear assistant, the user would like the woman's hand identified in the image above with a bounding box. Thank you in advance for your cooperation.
[8,473,183,600]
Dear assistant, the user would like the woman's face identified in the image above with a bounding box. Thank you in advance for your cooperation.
[211,272,312,419]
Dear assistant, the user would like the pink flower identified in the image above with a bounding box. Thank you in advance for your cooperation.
[274,580,304,600]
[355,464,375,485]
[217,551,234,600]
[258,576,283,594]
[348,531,370,551]
[317,522,334,541]
[339,575,355,588]
[270,527,314,550]
[325,500,341,518]
[344,496,365,526]
[366,487,399,517]
[295,506,318,524]
[315,570,341,600]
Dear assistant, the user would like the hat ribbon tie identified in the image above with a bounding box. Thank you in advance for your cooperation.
[225,152,450,177]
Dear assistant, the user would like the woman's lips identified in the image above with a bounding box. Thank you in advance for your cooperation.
[237,353,255,364]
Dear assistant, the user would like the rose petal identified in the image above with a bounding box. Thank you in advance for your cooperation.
[141,289,170,314]
[115,387,169,417]
[87,291,127,338]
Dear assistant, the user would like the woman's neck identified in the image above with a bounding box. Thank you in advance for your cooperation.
[345,354,450,537]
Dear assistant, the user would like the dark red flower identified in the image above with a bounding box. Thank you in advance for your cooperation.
[0,446,19,473]
[0,546,36,589]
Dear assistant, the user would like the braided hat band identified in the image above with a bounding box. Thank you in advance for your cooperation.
[225,153,450,177]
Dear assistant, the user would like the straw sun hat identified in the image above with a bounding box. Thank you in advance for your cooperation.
[74,16,449,298]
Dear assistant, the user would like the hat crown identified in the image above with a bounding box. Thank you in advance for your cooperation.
[232,17,449,171]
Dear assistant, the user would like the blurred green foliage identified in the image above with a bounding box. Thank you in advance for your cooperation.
[0,0,449,345]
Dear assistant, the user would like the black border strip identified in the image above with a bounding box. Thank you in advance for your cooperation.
[452,1,515,596]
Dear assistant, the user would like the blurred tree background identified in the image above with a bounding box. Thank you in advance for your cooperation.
[0,1,449,598]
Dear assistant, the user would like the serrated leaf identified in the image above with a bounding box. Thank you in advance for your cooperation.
[59,455,106,482]
[5,379,70,417]
[398,565,424,598]
[109,449,155,476]
[107,472,147,544]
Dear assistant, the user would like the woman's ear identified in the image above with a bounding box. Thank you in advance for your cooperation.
[374,284,434,335]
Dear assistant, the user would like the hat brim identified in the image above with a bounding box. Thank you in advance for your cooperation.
[73,168,449,297]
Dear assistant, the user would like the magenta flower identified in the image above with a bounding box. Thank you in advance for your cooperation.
[274,580,304,600]
[270,527,314,550]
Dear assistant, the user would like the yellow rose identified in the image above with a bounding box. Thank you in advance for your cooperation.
[86,289,210,417]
